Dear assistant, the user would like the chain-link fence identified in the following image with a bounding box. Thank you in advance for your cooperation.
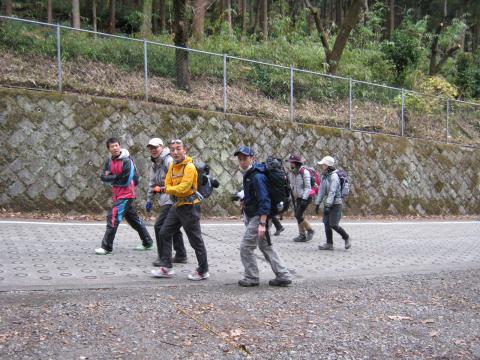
[1,15,478,147]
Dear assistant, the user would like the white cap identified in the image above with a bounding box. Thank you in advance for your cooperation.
[147,138,164,147]
[318,156,335,167]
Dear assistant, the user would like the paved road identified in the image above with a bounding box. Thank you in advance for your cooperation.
[0,219,479,291]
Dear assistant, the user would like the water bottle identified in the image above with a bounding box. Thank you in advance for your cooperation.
[277,201,284,212]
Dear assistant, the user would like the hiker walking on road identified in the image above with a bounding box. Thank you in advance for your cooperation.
[234,146,292,287]
[288,155,315,242]
[150,139,209,281]
[96,137,153,255]
[315,156,351,250]
[145,138,187,266]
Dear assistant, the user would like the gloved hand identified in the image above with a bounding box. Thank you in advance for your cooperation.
[315,204,320,214]
[153,186,165,193]
[323,205,331,215]
[300,198,309,207]
[145,201,153,213]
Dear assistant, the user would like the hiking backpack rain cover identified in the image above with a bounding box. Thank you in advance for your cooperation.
[265,157,289,215]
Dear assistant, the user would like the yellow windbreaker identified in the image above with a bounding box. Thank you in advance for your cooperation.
[165,156,200,206]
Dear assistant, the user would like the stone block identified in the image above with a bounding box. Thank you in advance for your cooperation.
[64,186,81,202]
[8,181,26,197]
[62,114,76,130]
[54,172,66,188]
[43,183,62,200]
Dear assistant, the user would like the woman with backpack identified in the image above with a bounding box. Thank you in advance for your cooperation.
[288,155,315,242]
[315,156,351,250]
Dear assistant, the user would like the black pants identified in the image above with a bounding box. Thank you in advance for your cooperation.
[294,197,311,224]
[323,204,349,244]
[271,215,283,231]
[101,198,153,252]
[159,204,208,273]
[154,204,186,259]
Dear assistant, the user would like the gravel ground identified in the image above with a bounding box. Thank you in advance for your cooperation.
[1,269,479,360]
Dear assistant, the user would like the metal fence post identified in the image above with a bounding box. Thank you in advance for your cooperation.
[223,54,227,113]
[349,78,353,129]
[401,88,405,136]
[290,66,294,122]
[144,40,148,102]
[446,99,450,142]
[56,24,62,92]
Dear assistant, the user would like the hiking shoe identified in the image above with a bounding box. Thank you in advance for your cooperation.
[269,278,292,287]
[306,229,315,241]
[293,234,307,242]
[134,243,153,251]
[187,270,210,281]
[344,236,351,249]
[95,247,111,255]
[238,279,259,287]
[172,256,188,264]
[151,267,175,278]
[318,243,334,250]
[273,227,285,236]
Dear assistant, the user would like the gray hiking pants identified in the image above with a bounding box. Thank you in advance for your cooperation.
[240,216,291,282]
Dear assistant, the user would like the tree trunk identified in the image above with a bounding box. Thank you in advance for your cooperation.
[159,0,166,33]
[92,0,97,33]
[241,0,248,38]
[226,0,233,34]
[108,0,116,34]
[4,0,12,16]
[253,0,260,33]
[47,0,53,23]
[305,0,368,74]
[141,0,153,37]
[388,0,394,39]
[335,0,343,27]
[173,0,190,91]
[260,0,268,40]
[152,0,159,34]
[192,0,206,39]
[72,0,81,28]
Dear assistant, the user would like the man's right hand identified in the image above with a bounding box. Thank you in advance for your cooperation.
[145,201,153,213]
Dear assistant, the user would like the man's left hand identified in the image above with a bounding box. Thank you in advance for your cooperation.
[257,223,266,239]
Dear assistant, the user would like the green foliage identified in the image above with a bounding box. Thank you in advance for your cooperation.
[350,2,386,49]
[381,16,428,83]
[455,51,480,99]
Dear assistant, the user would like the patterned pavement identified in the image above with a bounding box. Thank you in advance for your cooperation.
[0,219,479,291]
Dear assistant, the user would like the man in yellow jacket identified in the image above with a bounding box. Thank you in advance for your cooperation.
[150,139,209,281]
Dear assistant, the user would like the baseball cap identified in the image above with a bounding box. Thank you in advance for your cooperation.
[234,146,255,157]
[318,156,335,167]
[147,138,164,147]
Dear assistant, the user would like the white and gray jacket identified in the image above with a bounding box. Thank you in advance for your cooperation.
[147,148,174,207]
[315,169,342,207]
[288,166,311,200]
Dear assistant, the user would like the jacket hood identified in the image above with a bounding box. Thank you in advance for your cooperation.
[113,148,130,160]
[151,147,171,164]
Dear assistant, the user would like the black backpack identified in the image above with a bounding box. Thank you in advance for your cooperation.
[265,156,290,215]
[194,163,219,200]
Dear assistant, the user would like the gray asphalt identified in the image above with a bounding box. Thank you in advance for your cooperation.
[1,219,479,291]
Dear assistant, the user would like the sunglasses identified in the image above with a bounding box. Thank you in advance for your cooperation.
[170,139,183,145]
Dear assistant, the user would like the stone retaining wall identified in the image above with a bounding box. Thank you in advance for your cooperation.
[1,87,479,216]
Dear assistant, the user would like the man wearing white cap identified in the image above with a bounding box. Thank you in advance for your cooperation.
[146,138,187,266]
[315,156,351,250]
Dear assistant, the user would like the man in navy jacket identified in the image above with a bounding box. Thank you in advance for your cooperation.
[234,146,292,287]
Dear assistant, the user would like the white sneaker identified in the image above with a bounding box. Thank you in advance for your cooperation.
[187,270,210,281]
[134,244,153,251]
[151,267,175,278]
[95,248,111,255]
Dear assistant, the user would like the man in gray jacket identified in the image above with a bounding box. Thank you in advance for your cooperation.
[145,138,187,266]
[315,156,351,250]
[288,155,315,242]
